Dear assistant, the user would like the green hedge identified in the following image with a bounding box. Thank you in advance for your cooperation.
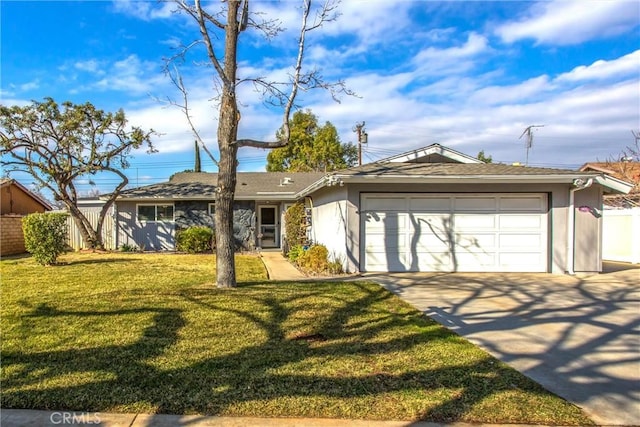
[22,212,68,265]
[283,203,307,253]
[176,226,215,254]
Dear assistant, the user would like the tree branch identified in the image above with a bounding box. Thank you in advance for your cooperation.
[157,65,220,167]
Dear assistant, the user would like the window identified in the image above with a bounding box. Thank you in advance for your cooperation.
[208,202,215,215]
[137,204,174,222]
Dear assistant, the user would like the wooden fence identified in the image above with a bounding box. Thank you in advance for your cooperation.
[66,211,116,250]
[602,208,640,264]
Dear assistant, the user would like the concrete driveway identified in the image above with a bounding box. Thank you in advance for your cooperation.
[364,263,640,426]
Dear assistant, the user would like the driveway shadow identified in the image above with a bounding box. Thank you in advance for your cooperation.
[367,270,640,426]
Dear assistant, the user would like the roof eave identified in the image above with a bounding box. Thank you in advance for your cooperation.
[331,174,586,184]
[594,174,634,194]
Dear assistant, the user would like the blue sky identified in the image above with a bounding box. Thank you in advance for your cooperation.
[1,0,639,197]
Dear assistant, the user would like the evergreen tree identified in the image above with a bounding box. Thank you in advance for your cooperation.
[267,110,357,172]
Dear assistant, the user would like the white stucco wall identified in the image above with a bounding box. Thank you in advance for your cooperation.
[309,186,351,271]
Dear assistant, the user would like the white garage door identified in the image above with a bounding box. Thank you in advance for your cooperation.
[362,193,548,272]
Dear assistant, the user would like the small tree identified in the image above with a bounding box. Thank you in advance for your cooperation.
[0,98,155,250]
[267,110,357,172]
[477,150,493,163]
[22,212,68,265]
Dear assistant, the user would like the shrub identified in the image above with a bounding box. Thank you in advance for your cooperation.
[22,212,68,266]
[283,203,307,253]
[287,244,305,263]
[327,259,344,275]
[119,243,138,252]
[297,244,329,273]
[176,226,215,254]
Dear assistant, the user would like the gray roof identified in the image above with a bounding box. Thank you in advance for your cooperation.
[333,161,590,177]
[113,142,633,202]
[116,172,325,200]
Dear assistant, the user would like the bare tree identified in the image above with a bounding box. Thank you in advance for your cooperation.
[167,0,349,288]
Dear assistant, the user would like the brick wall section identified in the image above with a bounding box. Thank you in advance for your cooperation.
[1,215,26,256]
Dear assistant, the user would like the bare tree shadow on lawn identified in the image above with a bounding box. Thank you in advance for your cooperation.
[1,282,589,424]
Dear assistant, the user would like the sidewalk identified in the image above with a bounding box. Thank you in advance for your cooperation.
[0,409,557,427]
[259,250,307,280]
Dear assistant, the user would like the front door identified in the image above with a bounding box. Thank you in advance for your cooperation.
[258,205,278,248]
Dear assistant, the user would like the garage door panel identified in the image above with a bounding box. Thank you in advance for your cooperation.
[363,193,547,273]
[499,233,543,248]
[364,212,406,232]
[410,214,451,231]
[366,251,410,271]
[366,233,406,251]
[414,252,452,271]
[414,234,450,251]
[365,198,407,211]
[499,215,543,229]
[455,252,496,270]
[455,197,497,211]
[456,233,496,251]
[499,196,545,211]
[454,214,496,230]
[410,197,451,211]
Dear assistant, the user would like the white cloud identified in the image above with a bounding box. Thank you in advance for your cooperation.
[19,79,40,91]
[556,50,640,82]
[74,59,104,74]
[467,76,552,106]
[412,33,491,76]
[414,32,489,61]
[496,0,640,45]
[111,0,175,21]
[90,55,167,95]
[298,49,639,168]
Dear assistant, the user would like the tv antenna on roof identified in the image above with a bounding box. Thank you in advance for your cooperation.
[519,124,544,166]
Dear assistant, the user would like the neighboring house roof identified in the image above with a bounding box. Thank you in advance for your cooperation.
[579,162,639,188]
[378,143,483,164]
[0,178,53,212]
[579,162,640,207]
[114,172,326,201]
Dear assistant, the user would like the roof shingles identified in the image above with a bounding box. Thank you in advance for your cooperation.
[117,172,325,200]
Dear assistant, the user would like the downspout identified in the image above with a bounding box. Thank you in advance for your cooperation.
[567,178,593,274]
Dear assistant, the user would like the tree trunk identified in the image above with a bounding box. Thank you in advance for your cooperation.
[67,202,105,250]
[215,1,241,288]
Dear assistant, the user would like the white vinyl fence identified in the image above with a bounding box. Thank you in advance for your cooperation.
[66,211,116,250]
[602,208,640,264]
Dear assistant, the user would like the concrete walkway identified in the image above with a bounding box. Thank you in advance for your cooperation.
[260,250,307,280]
[0,409,557,427]
[365,265,640,426]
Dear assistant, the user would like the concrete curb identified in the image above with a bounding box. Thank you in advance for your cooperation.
[0,409,572,427]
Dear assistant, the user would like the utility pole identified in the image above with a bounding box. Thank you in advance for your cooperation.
[519,124,544,166]
[353,122,367,166]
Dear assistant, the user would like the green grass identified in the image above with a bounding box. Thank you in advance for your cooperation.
[1,252,593,424]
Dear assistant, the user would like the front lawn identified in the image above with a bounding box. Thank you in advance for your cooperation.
[1,252,592,424]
